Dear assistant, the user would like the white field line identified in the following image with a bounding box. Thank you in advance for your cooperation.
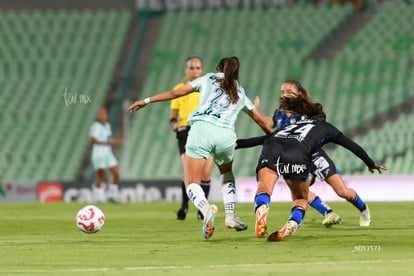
[1,259,414,273]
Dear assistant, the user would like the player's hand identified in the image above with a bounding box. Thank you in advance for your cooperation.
[254,96,261,110]
[368,163,387,174]
[128,100,146,113]
[171,122,179,132]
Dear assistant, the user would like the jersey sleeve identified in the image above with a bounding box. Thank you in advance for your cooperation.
[189,74,209,92]
[170,83,183,110]
[170,98,179,110]
[242,89,255,112]
[89,122,99,139]
[236,133,272,149]
[273,109,284,130]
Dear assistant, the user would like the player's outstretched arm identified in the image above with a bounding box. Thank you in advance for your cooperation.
[253,96,273,129]
[333,132,387,174]
[248,108,273,134]
[128,84,193,113]
[236,134,271,149]
[109,138,124,146]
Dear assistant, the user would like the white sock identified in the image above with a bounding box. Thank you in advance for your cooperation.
[186,183,209,217]
[94,186,105,203]
[222,182,236,218]
[108,184,119,200]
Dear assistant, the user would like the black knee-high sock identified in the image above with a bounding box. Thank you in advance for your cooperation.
[180,180,188,208]
[201,180,211,199]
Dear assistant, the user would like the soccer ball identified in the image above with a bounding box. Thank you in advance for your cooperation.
[76,205,105,234]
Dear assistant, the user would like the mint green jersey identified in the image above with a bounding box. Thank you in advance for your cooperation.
[188,73,254,129]
[89,121,118,170]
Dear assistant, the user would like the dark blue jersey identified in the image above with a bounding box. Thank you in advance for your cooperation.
[272,118,376,168]
[273,109,306,130]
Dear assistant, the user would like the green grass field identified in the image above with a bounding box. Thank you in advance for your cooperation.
[0,202,413,275]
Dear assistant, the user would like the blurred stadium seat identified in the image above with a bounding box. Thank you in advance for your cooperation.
[0,10,131,181]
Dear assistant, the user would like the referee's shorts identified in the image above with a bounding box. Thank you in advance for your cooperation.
[176,126,190,155]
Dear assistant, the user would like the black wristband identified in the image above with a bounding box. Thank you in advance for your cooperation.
[170,118,178,124]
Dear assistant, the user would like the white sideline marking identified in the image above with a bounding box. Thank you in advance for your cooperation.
[1,259,414,273]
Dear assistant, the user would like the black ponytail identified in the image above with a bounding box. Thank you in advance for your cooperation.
[216,56,240,104]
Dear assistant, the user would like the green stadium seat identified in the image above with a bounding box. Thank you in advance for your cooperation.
[0,10,131,181]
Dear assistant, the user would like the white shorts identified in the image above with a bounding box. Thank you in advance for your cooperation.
[92,152,118,170]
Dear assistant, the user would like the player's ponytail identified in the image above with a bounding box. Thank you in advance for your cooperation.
[216,56,240,104]
[311,102,326,120]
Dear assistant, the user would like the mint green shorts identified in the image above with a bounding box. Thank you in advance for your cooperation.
[185,121,236,166]
[92,152,118,170]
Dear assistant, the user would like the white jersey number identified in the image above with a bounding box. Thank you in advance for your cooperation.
[275,124,315,141]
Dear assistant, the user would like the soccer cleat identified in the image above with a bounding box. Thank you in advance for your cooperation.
[322,211,342,228]
[267,220,298,242]
[107,198,120,204]
[176,207,188,220]
[360,205,371,227]
[107,192,120,204]
[107,195,120,204]
[197,210,204,221]
[203,204,218,239]
[225,216,248,231]
[255,205,269,238]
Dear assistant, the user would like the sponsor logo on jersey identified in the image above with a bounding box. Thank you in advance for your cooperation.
[275,156,307,175]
